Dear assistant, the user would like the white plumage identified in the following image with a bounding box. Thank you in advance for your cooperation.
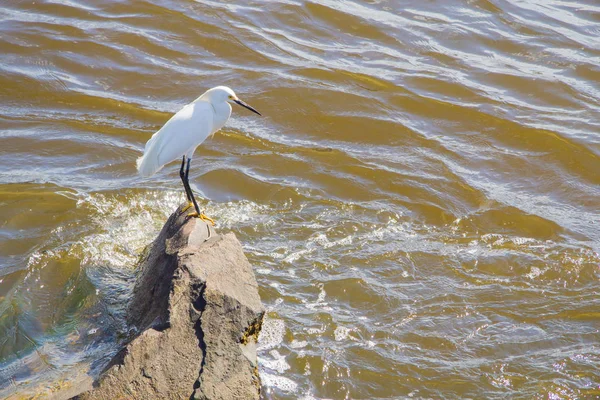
[136,86,261,224]
[137,101,215,177]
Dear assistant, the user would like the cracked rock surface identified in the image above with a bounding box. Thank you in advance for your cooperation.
[75,205,265,400]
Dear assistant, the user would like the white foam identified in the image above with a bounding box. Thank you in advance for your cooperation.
[334,326,351,342]
[290,340,307,349]
[208,200,270,227]
[258,318,285,351]
[74,190,181,271]
[260,372,298,393]
[306,326,326,335]
[260,350,290,373]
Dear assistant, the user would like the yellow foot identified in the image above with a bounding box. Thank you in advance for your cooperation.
[187,211,216,226]
[182,201,194,212]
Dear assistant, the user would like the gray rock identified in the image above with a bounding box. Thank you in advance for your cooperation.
[76,204,265,400]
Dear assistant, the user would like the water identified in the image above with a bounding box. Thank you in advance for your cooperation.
[1,0,599,398]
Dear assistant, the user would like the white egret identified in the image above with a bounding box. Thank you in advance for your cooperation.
[136,86,261,225]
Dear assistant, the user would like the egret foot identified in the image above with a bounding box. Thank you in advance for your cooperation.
[187,211,216,226]
[181,201,194,212]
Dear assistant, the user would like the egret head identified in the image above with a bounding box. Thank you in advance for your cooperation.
[203,86,261,116]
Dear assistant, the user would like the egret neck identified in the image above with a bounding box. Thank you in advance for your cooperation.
[208,100,232,134]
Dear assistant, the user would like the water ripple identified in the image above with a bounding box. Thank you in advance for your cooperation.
[1,0,599,398]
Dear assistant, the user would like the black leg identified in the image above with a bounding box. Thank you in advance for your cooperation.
[180,156,192,201]
[185,157,201,215]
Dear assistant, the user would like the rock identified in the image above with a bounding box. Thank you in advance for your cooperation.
[75,204,265,400]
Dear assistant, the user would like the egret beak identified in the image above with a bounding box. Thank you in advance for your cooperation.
[233,99,261,116]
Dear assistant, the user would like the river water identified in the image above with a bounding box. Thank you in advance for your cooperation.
[1,0,599,398]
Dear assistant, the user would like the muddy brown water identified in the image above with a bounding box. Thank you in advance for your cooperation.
[1,1,599,398]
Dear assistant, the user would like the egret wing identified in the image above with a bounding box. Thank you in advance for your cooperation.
[137,101,214,176]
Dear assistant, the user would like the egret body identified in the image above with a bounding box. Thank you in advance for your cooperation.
[137,86,261,224]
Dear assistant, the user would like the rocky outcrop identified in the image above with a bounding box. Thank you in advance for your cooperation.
[76,204,265,399]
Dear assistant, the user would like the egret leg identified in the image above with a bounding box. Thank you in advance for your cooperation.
[184,158,215,226]
[180,156,195,212]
